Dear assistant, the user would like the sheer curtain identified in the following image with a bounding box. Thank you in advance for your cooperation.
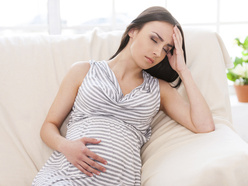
[0,0,247,57]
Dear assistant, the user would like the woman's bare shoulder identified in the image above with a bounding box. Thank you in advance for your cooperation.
[66,61,91,87]
[71,61,91,73]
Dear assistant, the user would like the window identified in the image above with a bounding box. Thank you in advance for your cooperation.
[219,0,248,58]
[60,0,113,34]
[0,0,47,35]
[59,0,166,34]
[0,0,247,58]
[166,0,248,58]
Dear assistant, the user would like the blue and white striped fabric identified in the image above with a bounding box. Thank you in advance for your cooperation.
[33,60,160,186]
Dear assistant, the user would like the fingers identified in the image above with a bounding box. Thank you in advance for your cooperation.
[82,137,101,144]
[76,162,94,177]
[75,148,107,177]
[81,137,108,165]
[84,156,106,173]
[172,34,179,53]
[173,26,183,54]
[167,51,172,59]
[174,26,182,44]
[78,150,107,176]
[84,147,108,166]
[79,137,107,176]
[63,138,107,177]
[79,160,101,176]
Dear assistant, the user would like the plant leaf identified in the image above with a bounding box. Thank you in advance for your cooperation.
[234,57,243,67]
[235,38,242,47]
[242,50,248,56]
[227,70,239,82]
[243,36,248,50]
[244,78,248,85]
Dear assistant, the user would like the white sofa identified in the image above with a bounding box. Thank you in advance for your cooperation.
[1,28,248,186]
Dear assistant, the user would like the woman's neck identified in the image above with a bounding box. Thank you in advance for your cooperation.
[107,48,143,81]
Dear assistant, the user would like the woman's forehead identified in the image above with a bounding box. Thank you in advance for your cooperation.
[143,21,173,31]
[143,21,174,42]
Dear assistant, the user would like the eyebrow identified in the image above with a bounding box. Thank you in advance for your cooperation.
[153,32,164,42]
[152,32,173,48]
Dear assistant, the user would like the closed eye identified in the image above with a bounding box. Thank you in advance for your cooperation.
[163,48,169,53]
[151,37,168,53]
[163,47,172,54]
[151,35,173,54]
[166,46,174,55]
[151,37,157,43]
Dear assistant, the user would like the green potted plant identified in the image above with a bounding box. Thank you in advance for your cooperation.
[227,36,248,102]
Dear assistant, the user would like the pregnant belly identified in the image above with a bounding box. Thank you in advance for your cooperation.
[65,116,142,181]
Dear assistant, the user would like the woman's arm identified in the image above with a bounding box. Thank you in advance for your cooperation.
[159,73,214,133]
[180,68,215,132]
[160,26,214,133]
[40,61,107,177]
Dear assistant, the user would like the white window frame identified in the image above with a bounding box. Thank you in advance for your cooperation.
[46,0,248,35]
[48,0,61,35]
[1,0,247,36]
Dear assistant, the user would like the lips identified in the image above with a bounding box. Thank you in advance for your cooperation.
[145,56,154,64]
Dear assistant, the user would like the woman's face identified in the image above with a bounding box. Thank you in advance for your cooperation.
[128,21,174,69]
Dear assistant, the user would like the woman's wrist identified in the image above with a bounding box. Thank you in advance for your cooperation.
[57,137,70,153]
[178,67,190,81]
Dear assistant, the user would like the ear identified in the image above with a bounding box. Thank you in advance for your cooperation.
[128,29,137,38]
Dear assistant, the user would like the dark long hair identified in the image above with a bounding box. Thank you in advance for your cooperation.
[110,6,186,88]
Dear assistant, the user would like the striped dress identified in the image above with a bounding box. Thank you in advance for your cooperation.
[32,60,160,186]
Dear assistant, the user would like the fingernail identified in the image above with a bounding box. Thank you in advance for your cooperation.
[96,172,100,175]
[104,161,108,165]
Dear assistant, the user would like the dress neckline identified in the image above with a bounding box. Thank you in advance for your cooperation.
[103,60,146,97]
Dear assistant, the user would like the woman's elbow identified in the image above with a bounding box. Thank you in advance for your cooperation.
[195,120,215,133]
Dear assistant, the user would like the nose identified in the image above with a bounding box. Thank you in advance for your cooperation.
[153,46,163,57]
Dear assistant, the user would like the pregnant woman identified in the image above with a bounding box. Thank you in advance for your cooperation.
[32,6,214,186]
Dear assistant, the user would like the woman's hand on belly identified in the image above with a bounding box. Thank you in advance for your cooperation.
[60,137,107,177]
